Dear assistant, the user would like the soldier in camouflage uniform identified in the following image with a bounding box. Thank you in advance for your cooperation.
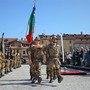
[16,50,21,68]
[6,51,13,72]
[12,50,17,69]
[44,36,63,83]
[27,36,44,83]
[5,51,12,72]
[0,59,2,78]
[0,50,5,77]
[9,51,13,71]
[43,38,52,79]
[27,41,35,80]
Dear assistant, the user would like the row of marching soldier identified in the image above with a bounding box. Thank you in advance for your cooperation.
[27,35,63,84]
[0,49,22,78]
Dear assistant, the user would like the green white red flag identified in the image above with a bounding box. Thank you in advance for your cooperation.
[26,6,35,43]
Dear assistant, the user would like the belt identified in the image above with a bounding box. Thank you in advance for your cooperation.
[49,56,59,59]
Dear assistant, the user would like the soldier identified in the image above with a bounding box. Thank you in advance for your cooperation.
[9,51,13,71]
[0,59,2,78]
[5,50,10,74]
[0,49,5,77]
[43,38,52,79]
[27,36,44,83]
[27,41,35,80]
[7,50,13,72]
[12,50,17,69]
[16,50,22,68]
[44,36,63,83]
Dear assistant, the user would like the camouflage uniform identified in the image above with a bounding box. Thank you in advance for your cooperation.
[5,51,11,74]
[27,36,43,83]
[0,51,5,77]
[17,52,21,68]
[12,51,17,69]
[43,46,50,79]
[27,42,35,80]
[0,61,1,78]
[44,36,63,83]
[9,51,13,71]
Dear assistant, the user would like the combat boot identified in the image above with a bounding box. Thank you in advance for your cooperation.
[49,78,53,83]
[32,77,36,83]
[38,77,42,84]
[30,76,32,80]
[0,73,1,78]
[53,74,57,80]
[46,75,49,79]
[58,75,63,83]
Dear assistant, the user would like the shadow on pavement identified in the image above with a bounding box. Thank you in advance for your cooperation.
[0,79,57,87]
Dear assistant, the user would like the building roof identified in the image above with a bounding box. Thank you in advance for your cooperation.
[0,38,18,44]
[63,34,90,39]
[10,46,29,49]
[20,40,30,45]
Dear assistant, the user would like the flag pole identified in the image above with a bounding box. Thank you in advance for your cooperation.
[60,33,64,63]
[34,0,36,7]
[1,33,5,54]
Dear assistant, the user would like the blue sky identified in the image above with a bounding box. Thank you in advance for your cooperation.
[0,0,90,39]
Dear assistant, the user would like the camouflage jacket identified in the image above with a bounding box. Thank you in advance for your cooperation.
[0,51,5,62]
[44,43,61,59]
[27,45,44,62]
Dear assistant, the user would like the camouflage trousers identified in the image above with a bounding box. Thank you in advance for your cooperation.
[5,60,10,73]
[0,62,2,77]
[16,59,21,68]
[47,58,61,80]
[0,61,5,76]
[46,60,50,78]
[29,63,34,78]
[31,60,41,78]
[9,60,13,71]
[13,59,17,69]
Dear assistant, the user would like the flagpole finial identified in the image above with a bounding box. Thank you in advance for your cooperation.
[34,0,36,7]
[2,32,4,35]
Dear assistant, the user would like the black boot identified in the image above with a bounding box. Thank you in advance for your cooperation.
[32,77,36,83]
[58,75,63,83]
[53,75,57,80]
[38,77,42,84]
[49,78,53,83]
[30,76,32,80]
[46,75,49,79]
[10,68,12,72]
[0,73,1,78]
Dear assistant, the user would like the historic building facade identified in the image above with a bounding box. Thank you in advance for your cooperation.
[0,38,29,64]
[38,32,90,53]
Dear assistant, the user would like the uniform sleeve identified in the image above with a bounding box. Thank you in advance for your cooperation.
[27,46,32,60]
[0,52,5,59]
[57,45,61,59]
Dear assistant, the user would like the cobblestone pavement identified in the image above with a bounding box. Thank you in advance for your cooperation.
[0,65,90,90]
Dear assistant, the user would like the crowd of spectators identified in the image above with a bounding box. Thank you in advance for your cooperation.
[64,47,90,67]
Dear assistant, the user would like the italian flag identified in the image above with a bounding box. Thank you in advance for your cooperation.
[26,6,35,43]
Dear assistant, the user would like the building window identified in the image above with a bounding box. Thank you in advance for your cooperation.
[23,50,25,54]
[69,40,72,44]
